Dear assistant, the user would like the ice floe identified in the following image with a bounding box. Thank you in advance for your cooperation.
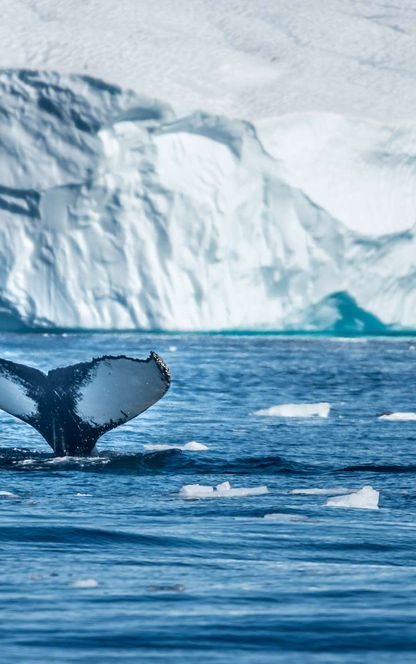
[264,513,309,522]
[0,490,19,499]
[291,487,351,496]
[71,578,99,588]
[179,481,268,500]
[253,403,330,418]
[144,441,208,452]
[378,412,416,421]
[325,486,379,510]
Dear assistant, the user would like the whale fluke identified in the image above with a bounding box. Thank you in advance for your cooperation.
[0,352,171,456]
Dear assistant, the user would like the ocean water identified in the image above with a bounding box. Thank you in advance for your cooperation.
[1,333,416,663]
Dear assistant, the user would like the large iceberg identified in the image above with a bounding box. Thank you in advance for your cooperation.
[0,70,415,332]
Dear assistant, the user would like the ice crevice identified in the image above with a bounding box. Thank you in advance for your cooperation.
[0,70,415,331]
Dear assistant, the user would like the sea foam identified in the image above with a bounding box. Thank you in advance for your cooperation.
[253,403,330,418]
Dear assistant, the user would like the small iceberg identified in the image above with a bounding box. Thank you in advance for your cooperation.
[144,441,208,452]
[183,441,208,451]
[253,402,330,418]
[378,412,416,421]
[291,487,351,496]
[325,486,379,510]
[179,481,268,500]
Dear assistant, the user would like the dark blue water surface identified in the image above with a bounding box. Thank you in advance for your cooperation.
[1,334,416,663]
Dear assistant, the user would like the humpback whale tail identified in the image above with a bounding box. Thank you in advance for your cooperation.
[0,352,171,456]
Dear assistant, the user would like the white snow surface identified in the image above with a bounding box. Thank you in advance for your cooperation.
[1,0,416,124]
[378,412,416,421]
[325,486,380,510]
[254,403,330,418]
[179,482,268,500]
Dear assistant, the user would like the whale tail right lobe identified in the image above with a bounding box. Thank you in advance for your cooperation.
[0,353,171,456]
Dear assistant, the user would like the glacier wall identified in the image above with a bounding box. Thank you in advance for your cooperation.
[0,70,415,332]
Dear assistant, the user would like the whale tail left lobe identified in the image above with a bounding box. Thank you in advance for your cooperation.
[0,352,171,456]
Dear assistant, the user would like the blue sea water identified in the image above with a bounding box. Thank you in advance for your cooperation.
[1,333,416,663]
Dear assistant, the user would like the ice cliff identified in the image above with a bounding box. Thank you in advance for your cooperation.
[0,70,415,332]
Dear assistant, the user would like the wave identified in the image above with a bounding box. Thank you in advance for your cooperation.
[0,448,304,475]
[0,524,196,549]
[342,464,416,473]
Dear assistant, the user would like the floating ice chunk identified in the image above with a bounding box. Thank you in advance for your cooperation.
[253,402,330,418]
[264,513,309,522]
[291,487,351,495]
[179,484,214,499]
[325,486,379,510]
[75,493,92,497]
[179,482,268,500]
[216,481,231,491]
[0,490,19,499]
[378,412,416,421]
[144,441,208,452]
[71,578,99,588]
[168,346,177,352]
[183,441,209,451]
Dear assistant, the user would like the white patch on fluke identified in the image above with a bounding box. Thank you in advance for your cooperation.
[75,357,167,426]
[378,412,416,421]
[253,403,330,418]
[325,486,379,510]
[0,375,37,418]
[179,482,268,500]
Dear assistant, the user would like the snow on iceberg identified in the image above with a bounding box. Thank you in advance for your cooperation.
[179,481,268,500]
[254,403,330,418]
[0,71,415,331]
[325,486,379,510]
[378,413,416,421]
